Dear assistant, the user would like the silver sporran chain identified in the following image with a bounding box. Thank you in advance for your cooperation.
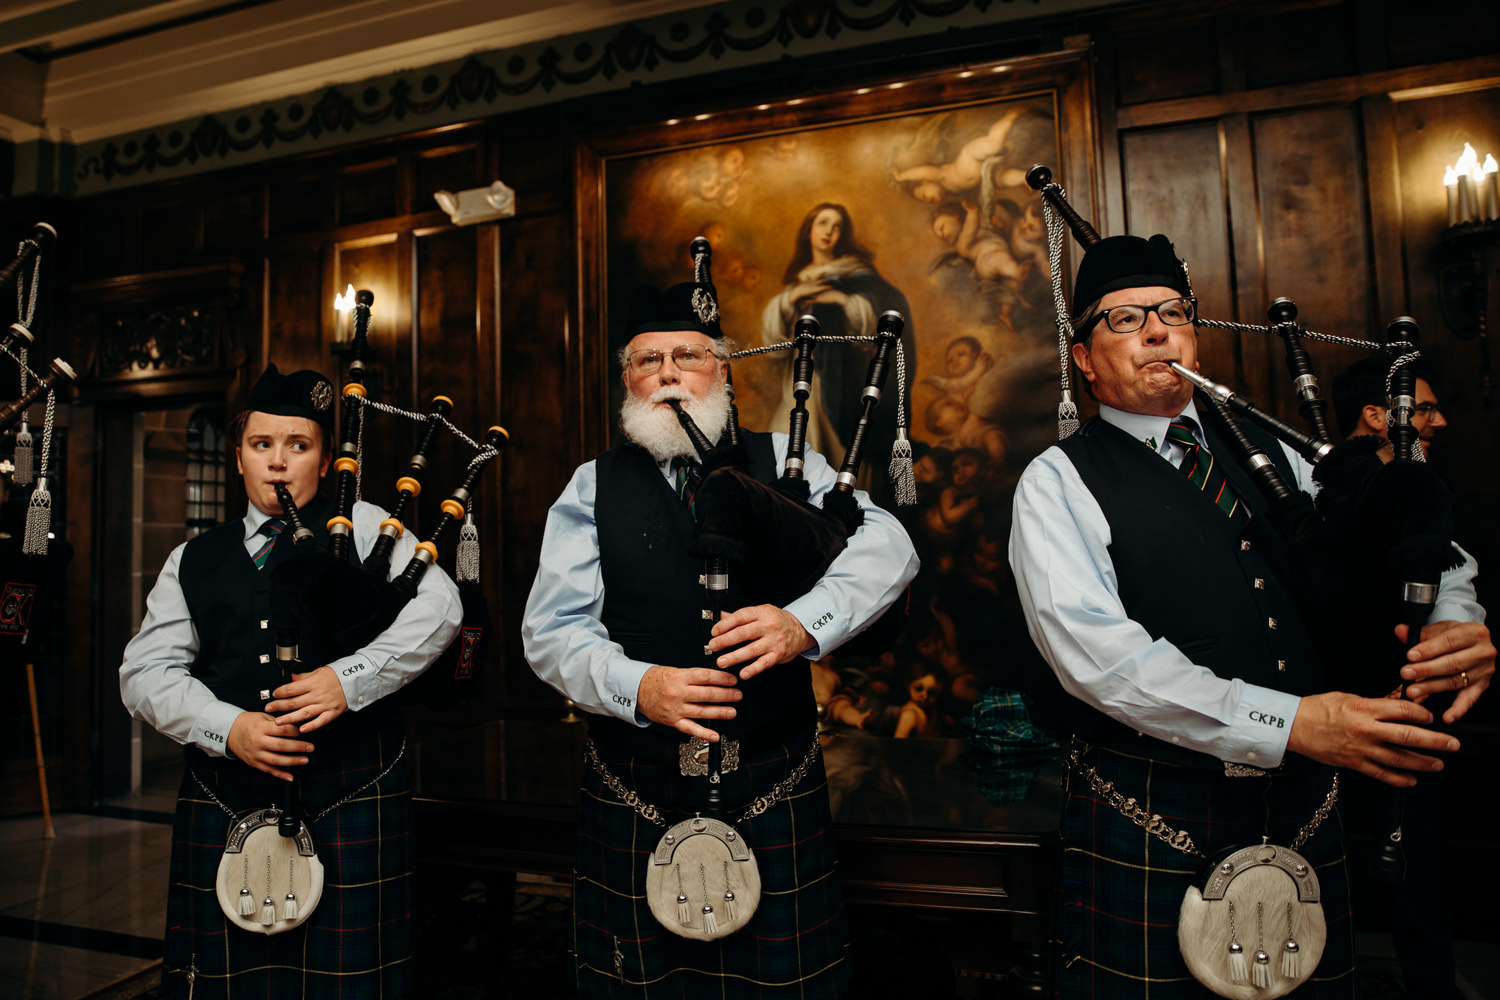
[585,735,821,827]
[1066,746,1339,859]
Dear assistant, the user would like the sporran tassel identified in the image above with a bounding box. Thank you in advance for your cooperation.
[723,890,736,922]
[1228,942,1248,983]
[701,904,718,936]
[1282,902,1299,977]
[260,897,276,926]
[889,428,916,507]
[677,893,691,926]
[1227,900,1248,982]
[1251,901,1269,988]
[456,514,480,583]
[284,892,298,921]
[1253,950,1271,988]
[238,887,255,917]
[13,419,33,486]
[22,475,50,556]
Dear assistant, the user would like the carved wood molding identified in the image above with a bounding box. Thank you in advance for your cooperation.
[71,260,245,388]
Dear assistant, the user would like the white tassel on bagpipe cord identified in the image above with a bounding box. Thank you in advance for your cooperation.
[22,475,50,556]
[1058,398,1081,440]
[13,419,33,486]
[889,429,916,507]
[456,514,480,583]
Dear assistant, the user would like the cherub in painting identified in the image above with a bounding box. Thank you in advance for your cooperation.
[890,107,1027,203]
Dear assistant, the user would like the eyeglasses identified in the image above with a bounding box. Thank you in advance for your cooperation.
[1080,296,1197,337]
[1414,402,1442,417]
[626,344,713,376]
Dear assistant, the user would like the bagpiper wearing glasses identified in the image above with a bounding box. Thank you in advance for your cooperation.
[1007,233,1491,999]
[522,276,917,999]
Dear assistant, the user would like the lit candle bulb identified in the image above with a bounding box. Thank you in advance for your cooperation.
[1445,165,1460,226]
[1456,143,1479,223]
[1484,153,1500,221]
[334,283,355,341]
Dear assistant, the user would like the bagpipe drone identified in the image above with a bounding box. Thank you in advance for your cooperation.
[1,223,77,558]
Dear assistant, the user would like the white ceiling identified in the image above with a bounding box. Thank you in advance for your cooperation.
[1,0,710,143]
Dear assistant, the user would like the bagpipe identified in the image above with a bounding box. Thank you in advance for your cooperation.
[637,239,917,943]
[268,288,508,743]
[656,238,917,817]
[1,223,77,558]
[1028,164,1465,882]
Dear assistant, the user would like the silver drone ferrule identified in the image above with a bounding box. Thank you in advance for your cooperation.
[1403,582,1438,604]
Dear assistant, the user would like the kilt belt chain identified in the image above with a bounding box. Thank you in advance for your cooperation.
[585,734,823,943]
[191,739,406,936]
[584,734,821,828]
[1065,745,1338,858]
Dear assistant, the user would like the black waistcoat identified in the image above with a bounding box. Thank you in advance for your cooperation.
[179,494,392,751]
[591,431,815,754]
[1057,410,1323,767]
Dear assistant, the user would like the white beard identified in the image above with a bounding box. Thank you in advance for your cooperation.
[619,379,732,463]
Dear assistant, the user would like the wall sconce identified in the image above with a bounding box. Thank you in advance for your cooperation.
[1439,142,1500,407]
[433,180,516,227]
[329,283,382,402]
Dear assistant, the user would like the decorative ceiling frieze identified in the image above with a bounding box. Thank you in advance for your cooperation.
[57,0,1117,196]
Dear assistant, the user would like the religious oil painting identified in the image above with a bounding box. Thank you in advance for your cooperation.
[600,80,1081,815]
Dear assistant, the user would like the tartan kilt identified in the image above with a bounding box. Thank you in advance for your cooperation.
[160,724,415,1000]
[1057,745,1354,1000]
[573,727,851,999]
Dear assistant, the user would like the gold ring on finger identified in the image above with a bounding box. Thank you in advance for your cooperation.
[1461,670,1470,688]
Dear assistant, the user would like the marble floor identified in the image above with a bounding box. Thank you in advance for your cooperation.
[0,790,174,1000]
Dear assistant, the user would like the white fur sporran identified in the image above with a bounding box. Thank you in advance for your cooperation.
[214,807,324,935]
[1178,841,1325,999]
[645,815,761,941]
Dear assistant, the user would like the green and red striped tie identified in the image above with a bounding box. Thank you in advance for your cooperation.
[251,517,286,569]
[1165,418,1244,522]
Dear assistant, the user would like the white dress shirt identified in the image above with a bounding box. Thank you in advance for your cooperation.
[1009,400,1485,769]
[119,499,462,757]
[522,433,920,724]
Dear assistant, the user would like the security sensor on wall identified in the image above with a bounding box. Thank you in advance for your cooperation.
[434,180,516,226]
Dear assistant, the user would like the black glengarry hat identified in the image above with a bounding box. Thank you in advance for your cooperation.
[1072,234,1191,337]
[625,281,723,340]
[247,363,335,437]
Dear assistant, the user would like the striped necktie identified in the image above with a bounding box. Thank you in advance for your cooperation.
[672,458,701,519]
[251,517,287,569]
[1165,418,1244,522]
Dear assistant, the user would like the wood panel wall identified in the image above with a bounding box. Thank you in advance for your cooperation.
[2,0,1497,809]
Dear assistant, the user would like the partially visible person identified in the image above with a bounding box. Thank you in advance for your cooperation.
[1331,354,1448,460]
[1331,353,1466,1000]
